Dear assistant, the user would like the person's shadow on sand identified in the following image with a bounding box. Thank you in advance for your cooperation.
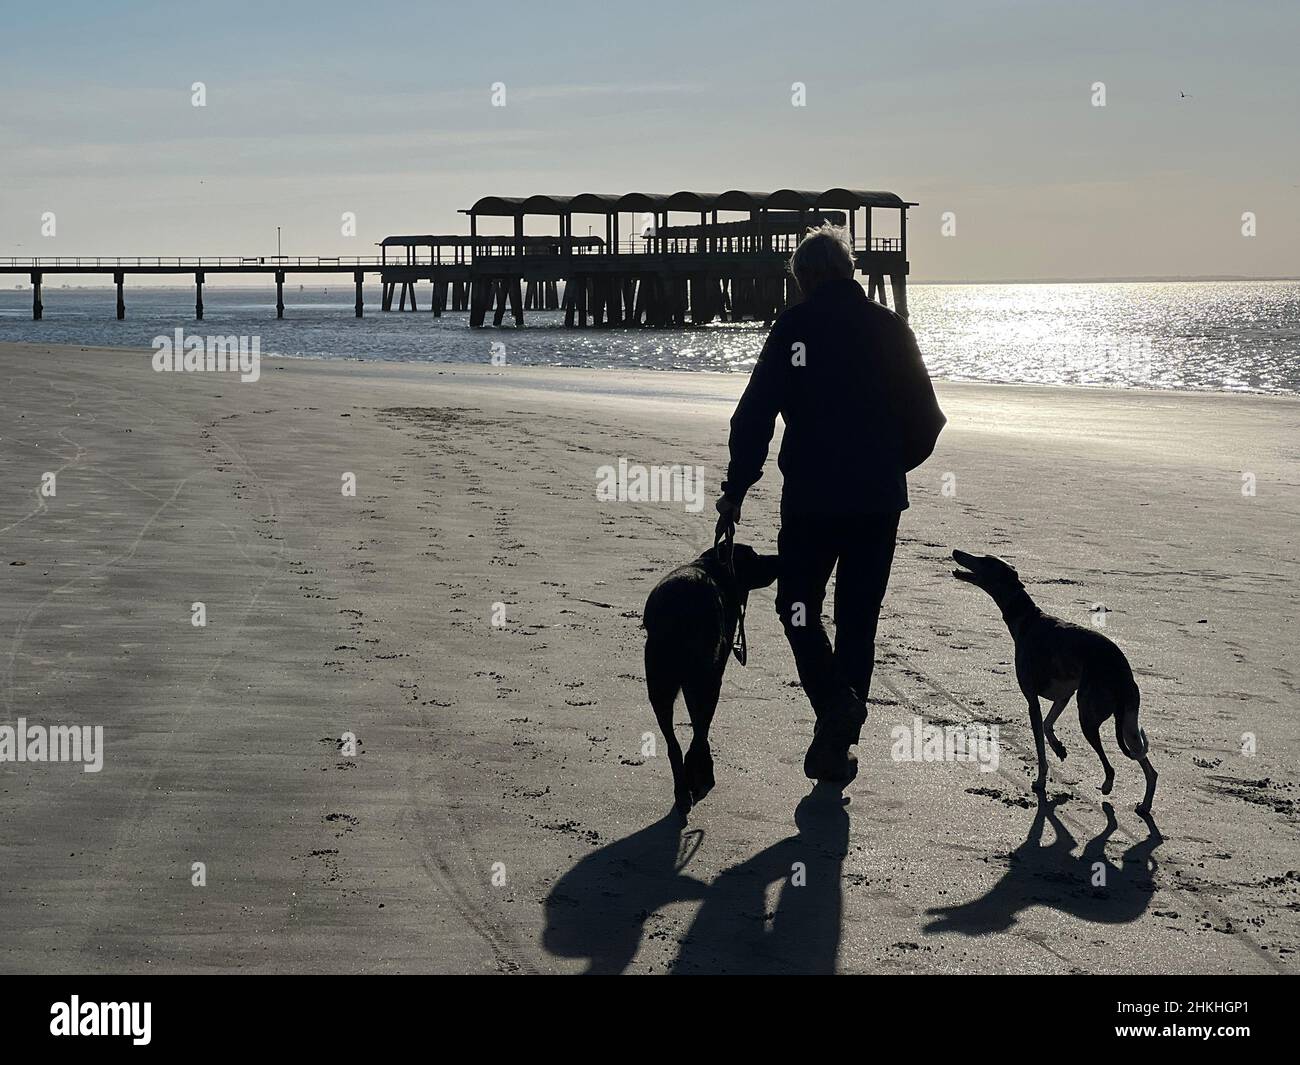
[923,798,1162,936]
[671,786,849,974]
[542,813,709,974]
[542,787,849,975]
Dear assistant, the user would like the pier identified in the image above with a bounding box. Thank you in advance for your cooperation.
[0,187,914,326]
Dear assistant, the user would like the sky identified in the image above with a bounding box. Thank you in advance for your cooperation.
[1,0,1297,281]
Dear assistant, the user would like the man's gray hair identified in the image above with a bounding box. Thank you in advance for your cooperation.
[788,222,855,294]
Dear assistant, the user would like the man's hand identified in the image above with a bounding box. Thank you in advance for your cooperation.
[715,494,743,526]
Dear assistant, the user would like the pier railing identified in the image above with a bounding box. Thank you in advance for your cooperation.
[0,255,388,269]
[462,236,901,259]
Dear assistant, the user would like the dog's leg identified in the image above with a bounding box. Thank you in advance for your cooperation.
[1136,757,1157,815]
[646,643,691,815]
[1025,695,1048,794]
[682,672,723,804]
[1080,715,1115,796]
[1044,696,1070,760]
[1113,695,1156,813]
[657,702,692,815]
[1077,685,1117,796]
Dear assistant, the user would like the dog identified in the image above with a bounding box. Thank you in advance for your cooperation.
[643,543,780,815]
[952,550,1157,814]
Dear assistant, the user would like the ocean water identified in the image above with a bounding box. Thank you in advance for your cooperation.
[1,280,1297,395]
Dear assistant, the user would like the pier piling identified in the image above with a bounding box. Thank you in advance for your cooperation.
[195,271,204,320]
[469,279,487,327]
[354,271,363,318]
[31,273,42,321]
[890,275,907,319]
[509,278,523,325]
[114,272,125,320]
[276,270,285,319]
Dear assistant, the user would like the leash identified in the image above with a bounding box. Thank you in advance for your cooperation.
[714,515,748,666]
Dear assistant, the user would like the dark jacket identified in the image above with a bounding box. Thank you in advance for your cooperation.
[722,278,946,515]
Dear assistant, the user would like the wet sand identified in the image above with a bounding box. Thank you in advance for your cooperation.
[0,340,1296,973]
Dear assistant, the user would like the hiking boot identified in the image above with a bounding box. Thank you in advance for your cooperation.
[807,748,858,785]
[803,727,857,782]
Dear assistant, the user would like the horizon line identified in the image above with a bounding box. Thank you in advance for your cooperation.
[10,274,1298,290]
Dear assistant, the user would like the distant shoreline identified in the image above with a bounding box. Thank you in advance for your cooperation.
[1,340,1294,400]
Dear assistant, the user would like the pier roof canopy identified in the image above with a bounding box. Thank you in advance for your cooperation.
[380,233,604,248]
[380,234,453,245]
[463,189,914,216]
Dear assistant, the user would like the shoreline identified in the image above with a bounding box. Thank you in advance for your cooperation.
[3,338,1299,401]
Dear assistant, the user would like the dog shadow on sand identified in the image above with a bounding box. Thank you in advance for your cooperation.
[542,787,850,975]
[922,797,1163,937]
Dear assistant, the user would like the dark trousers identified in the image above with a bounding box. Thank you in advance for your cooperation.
[775,508,900,733]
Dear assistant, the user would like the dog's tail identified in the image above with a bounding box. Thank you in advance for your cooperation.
[1114,693,1149,760]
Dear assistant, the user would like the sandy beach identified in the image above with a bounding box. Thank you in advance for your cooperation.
[0,340,1296,974]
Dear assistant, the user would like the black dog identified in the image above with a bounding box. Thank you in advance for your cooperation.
[643,544,779,815]
[952,550,1157,814]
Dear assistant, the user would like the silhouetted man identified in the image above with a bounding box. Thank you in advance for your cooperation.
[716,224,945,783]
